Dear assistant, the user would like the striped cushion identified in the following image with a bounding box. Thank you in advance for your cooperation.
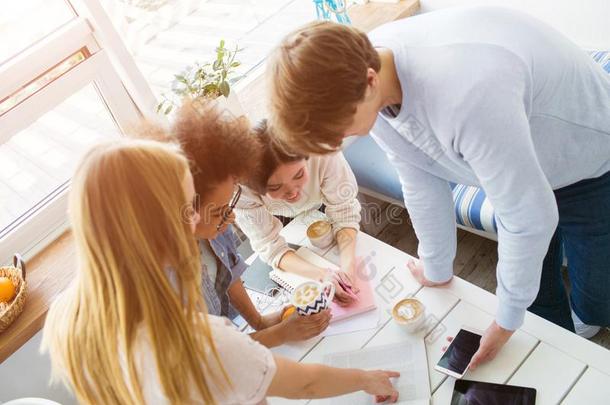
[589,50,610,73]
[345,50,609,234]
[451,183,497,233]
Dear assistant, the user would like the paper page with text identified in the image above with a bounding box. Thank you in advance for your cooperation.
[324,340,430,405]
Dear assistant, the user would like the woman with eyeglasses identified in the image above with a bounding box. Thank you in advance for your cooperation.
[162,101,331,347]
[234,119,363,305]
[42,138,400,404]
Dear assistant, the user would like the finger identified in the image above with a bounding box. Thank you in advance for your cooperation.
[446,336,454,342]
[442,346,447,352]
[375,395,387,403]
[338,272,353,287]
[390,390,399,403]
[384,370,401,378]
[469,350,486,371]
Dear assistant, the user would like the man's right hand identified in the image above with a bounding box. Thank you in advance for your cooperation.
[279,309,332,342]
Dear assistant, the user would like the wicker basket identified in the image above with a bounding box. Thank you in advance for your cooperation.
[0,254,27,333]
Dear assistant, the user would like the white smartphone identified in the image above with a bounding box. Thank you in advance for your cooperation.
[434,326,482,379]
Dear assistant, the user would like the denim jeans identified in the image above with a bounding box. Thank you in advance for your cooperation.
[528,171,610,332]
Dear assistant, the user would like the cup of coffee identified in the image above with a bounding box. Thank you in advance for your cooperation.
[291,280,336,316]
[307,220,334,249]
[392,298,426,333]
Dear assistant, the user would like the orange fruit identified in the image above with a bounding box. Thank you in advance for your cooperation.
[0,277,16,303]
[281,305,296,321]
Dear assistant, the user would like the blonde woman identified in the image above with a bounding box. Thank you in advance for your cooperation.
[42,139,400,404]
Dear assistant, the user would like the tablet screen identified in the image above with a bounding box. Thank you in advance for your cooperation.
[437,329,481,375]
[451,379,536,405]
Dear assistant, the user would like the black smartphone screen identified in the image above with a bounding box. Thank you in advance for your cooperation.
[451,379,537,405]
[437,329,482,375]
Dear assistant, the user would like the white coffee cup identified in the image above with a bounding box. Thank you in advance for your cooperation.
[391,298,426,333]
[307,220,334,249]
[291,280,336,316]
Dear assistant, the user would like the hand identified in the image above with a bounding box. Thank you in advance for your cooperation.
[330,275,357,306]
[361,370,400,403]
[254,310,283,331]
[336,269,360,294]
[279,309,332,342]
[407,258,452,287]
[469,321,514,370]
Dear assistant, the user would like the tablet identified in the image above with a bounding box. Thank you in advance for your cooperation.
[451,379,537,405]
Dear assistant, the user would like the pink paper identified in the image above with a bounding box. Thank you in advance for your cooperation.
[330,277,377,323]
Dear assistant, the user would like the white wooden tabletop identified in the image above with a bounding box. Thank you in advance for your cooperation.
[265,213,610,405]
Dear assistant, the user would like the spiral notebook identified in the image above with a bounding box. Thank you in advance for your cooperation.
[270,247,377,323]
[269,247,340,291]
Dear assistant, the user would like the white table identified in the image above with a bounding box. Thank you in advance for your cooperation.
[264,213,610,405]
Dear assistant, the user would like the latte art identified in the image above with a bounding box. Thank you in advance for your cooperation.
[294,284,321,306]
[392,298,424,324]
[307,220,331,238]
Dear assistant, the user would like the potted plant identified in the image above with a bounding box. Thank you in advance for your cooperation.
[157,39,244,116]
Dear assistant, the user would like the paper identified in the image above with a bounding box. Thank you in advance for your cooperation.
[324,340,431,405]
[323,307,380,336]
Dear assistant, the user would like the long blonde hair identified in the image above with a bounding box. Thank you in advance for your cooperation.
[42,139,228,404]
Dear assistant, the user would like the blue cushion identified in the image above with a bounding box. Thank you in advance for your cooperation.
[343,136,404,202]
[345,50,609,234]
[589,50,610,73]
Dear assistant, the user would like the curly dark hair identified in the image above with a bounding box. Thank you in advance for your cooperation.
[168,100,263,200]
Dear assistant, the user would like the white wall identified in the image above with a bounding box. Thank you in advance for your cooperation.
[0,332,76,404]
[419,0,610,48]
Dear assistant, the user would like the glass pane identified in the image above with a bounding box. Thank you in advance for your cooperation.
[100,0,316,99]
[0,0,75,64]
[0,84,120,233]
[0,51,87,115]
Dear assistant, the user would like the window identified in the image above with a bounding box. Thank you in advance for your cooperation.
[0,0,74,64]
[0,0,157,261]
[0,0,323,262]
[100,0,317,99]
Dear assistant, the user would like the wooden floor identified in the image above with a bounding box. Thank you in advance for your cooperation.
[359,197,610,350]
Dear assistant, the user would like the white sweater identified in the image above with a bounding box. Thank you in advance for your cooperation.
[235,152,361,267]
[368,6,610,330]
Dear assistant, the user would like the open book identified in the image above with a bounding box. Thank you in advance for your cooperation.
[324,340,431,405]
[270,247,377,323]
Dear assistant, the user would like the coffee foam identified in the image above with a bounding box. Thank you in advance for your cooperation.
[392,299,423,323]
[294,284,321,306]
[307,220,331,238]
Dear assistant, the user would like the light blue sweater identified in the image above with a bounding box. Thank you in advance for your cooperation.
[368,6,610,330]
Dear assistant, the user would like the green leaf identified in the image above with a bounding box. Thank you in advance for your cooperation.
[230,61,240,67]
[174,74,188,84]
[164,104,173,115]
[219,81,230,97]
[212,59,222,71]
[203,83,218,96]
[219,39,225,49]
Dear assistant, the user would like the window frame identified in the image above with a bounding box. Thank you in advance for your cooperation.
[0,0,158,262]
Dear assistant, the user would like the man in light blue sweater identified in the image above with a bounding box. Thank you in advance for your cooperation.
[267,6,610,366]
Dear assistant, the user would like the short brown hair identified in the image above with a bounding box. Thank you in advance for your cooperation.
[173,101,262,199]
[267,21,380,155]
[247,119,306,195]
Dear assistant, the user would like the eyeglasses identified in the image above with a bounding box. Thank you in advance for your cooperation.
[216,185,242,231]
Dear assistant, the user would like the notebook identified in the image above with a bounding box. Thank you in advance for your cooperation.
[270,247,377,323]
